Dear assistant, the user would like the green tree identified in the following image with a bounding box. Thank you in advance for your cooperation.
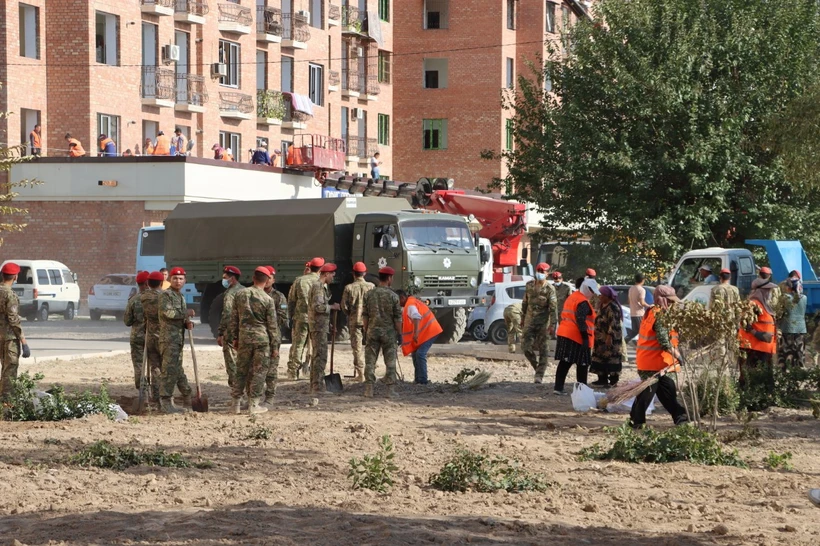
[491,0,820,266]
[764,84,820,192]
[1,95,38,245]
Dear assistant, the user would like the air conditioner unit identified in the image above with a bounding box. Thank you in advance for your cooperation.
[296,10,310,20]
[162,44,180,64]
[353,108,364,120]
[356,47,364,57]
[211,62,227,77]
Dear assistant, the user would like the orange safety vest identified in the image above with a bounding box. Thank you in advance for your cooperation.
[99,137,115,152]
[68,138,86,157]
[401,297,444,356]
[556,290,595,346]
[738,300,776,354]
[153,135,171,155]
[30,130,41,149]
[636,307,680,371]
[223,153,233,162]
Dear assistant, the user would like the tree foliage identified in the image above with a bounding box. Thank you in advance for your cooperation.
[1,89,40,246]
[492,0,820,265]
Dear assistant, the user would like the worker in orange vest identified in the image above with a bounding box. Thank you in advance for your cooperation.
[29,124,42,156]
[631,285,688,428]
[98,134,117,157]
[153,131,171,155]
[397,290,443,385]
[553,277,597,394]
[738,278,778,396]
[65,133,86,157]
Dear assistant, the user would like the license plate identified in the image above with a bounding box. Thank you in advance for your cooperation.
[103,291,119,297]
[448,299,467,306]
[13,288,23,296]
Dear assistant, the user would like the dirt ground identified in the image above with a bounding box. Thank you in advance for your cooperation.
[1,345,819,546]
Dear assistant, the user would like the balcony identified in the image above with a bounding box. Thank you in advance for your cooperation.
[342,68,361,98]
[141,66,176,108]
[257,6,283,43]
[342,5,365,35]
[175,73,208,113]
[282,13,311,49]
[328,3,341,26]
[141,0,175,16]
[283,102,311,130]
[218,3,252,34]
[357,138,379,165]
[328,70,340,92]
[219,91,254,120]
[174,0,209,24]
[257,90,286,125]
[366,74,380,100]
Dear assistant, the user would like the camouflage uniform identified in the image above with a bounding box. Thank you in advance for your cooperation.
[123,292,146,390]
[362,286,402,385]
[287,271,319,376]
[229,286,279,400]
[218,282,245,388]
[265,288,289,398]
[140,288,163,400]
[158,288,193,400]
[503,303,522,352]
[521,280,558,379]
[308,280,332,389]
[0,286,24,399]
[553,282,573,318]
[341,277,374,375]
[709,283,741,309]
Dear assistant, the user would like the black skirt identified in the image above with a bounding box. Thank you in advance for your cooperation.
[554,335,591,366]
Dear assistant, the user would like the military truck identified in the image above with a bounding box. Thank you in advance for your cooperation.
[164,197,483,343]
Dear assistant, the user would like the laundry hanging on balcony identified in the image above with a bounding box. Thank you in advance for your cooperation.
[366,11,385,48]
[285,92,314,116]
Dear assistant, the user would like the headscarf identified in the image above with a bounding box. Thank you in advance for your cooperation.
[750,277,777,315]
[653,285,679,311]
[599,285,623,318]
[580,278,600,299]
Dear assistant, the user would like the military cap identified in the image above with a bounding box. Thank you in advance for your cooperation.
[552,271,562,279]
[720,268,731,274]
[265,265,276,275]
[353,262,367,273]
[310,257,326,267]
[760,267,772,275]
[320,263,337,273]
[169,267,186,276]
[536,262,550,272]
[379,266,395,275]
[255,266,272,277]
[223,265,241,276]
[148,271,165,281]
[1,262,20,275]
[135,271,150,284]
[586,268,597,277]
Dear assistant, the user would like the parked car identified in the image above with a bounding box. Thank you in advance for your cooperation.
[87,274,137,320]
[484,278,533,345]
[0,259,80,321]
[611,285,655,339]
[466,284,497,341]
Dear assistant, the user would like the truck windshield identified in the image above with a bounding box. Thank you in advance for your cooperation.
[401,220,473,250]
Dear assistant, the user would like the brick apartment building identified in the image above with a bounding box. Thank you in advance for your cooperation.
[392,0,589,189]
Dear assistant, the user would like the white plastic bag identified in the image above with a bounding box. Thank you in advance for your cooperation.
[571,383,598,412]
[606,395,657,415]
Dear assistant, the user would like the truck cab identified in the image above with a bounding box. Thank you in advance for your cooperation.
[667,247,756,305]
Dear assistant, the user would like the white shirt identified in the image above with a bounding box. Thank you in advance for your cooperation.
[407,304,422,321]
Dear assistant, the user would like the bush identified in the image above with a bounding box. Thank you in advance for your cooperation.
[3,372,115,422]
[348,435,398,493]
[579,424,747,468]
[739,365,812,411]
[429,448,549,493]
[695,372,739,417]
[70,440,196,470]
[763,451,793,471]
[245,425,273,440]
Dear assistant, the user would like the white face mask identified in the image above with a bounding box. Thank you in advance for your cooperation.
[536,273,547,281]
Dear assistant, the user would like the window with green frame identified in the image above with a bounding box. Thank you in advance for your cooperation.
[379,0,390,22]
[378,51,391,83]
[423,119,447,150]
[378,114,390,146]
[505,119,514,150]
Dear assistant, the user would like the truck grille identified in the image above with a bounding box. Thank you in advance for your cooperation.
[423,275,469,288]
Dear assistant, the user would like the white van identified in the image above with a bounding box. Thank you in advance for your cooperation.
[0,259,81,321]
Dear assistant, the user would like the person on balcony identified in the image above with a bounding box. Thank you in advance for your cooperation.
[98,134,117,157]
[212,143,225,160]
[172,128,188,157]
[370,152,382,180]
[153,131,171,155]
[251,141,273,166]
[65,133,86,158]
[29,124,42,156]
[143,138,154,155]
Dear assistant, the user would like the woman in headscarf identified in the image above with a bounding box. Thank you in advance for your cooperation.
[590,286,623,387]
[553,278,597,395]
[738,278,778,392]
[778,278,807,369]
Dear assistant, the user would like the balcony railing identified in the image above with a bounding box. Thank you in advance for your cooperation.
[284,102,312,124]
[142,66,176,101]
[218,3,252,25]
[342,68,361,93]
[366,74,380,96]
[176,73,208,106]
[345,136,377,158]
[342,5,364,33]
[328,3,341,22]
[257,5,283,36]
[257,89,286,119]
[329,70,341,87]
[282,13,311,43]
[142,0,175,8]
[175,0,209,16]
[219,91,254,114]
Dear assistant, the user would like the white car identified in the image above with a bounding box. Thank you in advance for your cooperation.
[87,274,137,320]
[483,278,533,345]
[0,259,81,321]
[466,284,497,341]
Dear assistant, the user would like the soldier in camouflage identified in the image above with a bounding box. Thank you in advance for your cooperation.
[123,271,149,391]
[308,263,341,393]
[0,263,29,400]
[229,266,280,414]
[140,271,166,402]
[552,272,573,318]
[503,303,522,353]
[362,266,403,398]
[217,265,244,389]
[521,263,558,383]
[287,257,324,380]
[158,267,194,414]
[263,265,288,405]
[341,261,374,382]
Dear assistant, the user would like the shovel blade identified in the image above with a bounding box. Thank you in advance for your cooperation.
[192,394,209,412]
[324,373,343,393]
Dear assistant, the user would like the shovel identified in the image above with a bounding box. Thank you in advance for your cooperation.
[324,310,343,393]
[136,337,149,414]
[187,328,209,412]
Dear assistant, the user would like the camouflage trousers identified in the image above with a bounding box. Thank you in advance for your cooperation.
[222,343,238,388]
[364,330,398,385]
[504,314,522,350]
[0,337,20,400]
[265,342,280,398]
[232,342,270,400]
[349,322,365,374]
[159,339,192,399]
[130,335,146,389]
[287,318,310,374]
[522,322,550,377]
[145,335,162,400]
[309,327,329,388]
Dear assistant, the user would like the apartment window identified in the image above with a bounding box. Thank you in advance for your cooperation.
[309,0,324,29]
[378,114,390,146]
[544,73,553,92]
[257,50,268,91]
[506,58,514,88]
[423,58,448,89]
[562,5,571,29]
[281,140,292,167]
[422,119,447,150]
[219,131,242,159]
[379,0,390,22]
[505,119,514,150]
[219,40,240,87]
[281,55,294,93]
[546,2,556,33]
[378,51,392,84]
[143,120,159,147]
[506,0,516,30]
[308,63,324,106]
[95,11,119,66]
[424,0,449,29]
[19,4,40,59]
[97,113,120,149]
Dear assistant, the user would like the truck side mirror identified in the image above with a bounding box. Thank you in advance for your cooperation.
[521,248,529,261]
[480,247,490,264]
[72,273,78,283]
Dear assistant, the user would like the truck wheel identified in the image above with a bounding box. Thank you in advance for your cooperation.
[469,320,487,341]
[435,308,468,344]
[488,320,509,346]
[208,292,225,339]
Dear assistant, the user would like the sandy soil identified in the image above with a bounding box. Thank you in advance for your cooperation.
[0,345,818,546]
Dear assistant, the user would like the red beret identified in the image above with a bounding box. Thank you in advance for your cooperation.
[1,262,20,275]
[760,267,772,275]
[552,271,562,279]
[148,271,165,281]
[169,267,186,276]
[320,263,337,273]
[536,262,550,272]
[353,262,367,273]
[720,268,731,274]
[379,266,395,275]
[223,265,241,276]
[255,266,272,277]
[586,268,597,277]
[135,271,150,284]
[265,265,276,275]
[310,257,326,267]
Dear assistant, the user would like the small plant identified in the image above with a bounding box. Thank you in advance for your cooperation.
[348,435,398,493]
[429,448,549,493]
[70,440,196,470]
[695,372,739,418]
[257,89,286,120]
[579,423,748,468]
[763,451,793,471]
[245,424,273,440]
[450,368,492,391]
[722,411,762,443]
[3,372,115,422]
